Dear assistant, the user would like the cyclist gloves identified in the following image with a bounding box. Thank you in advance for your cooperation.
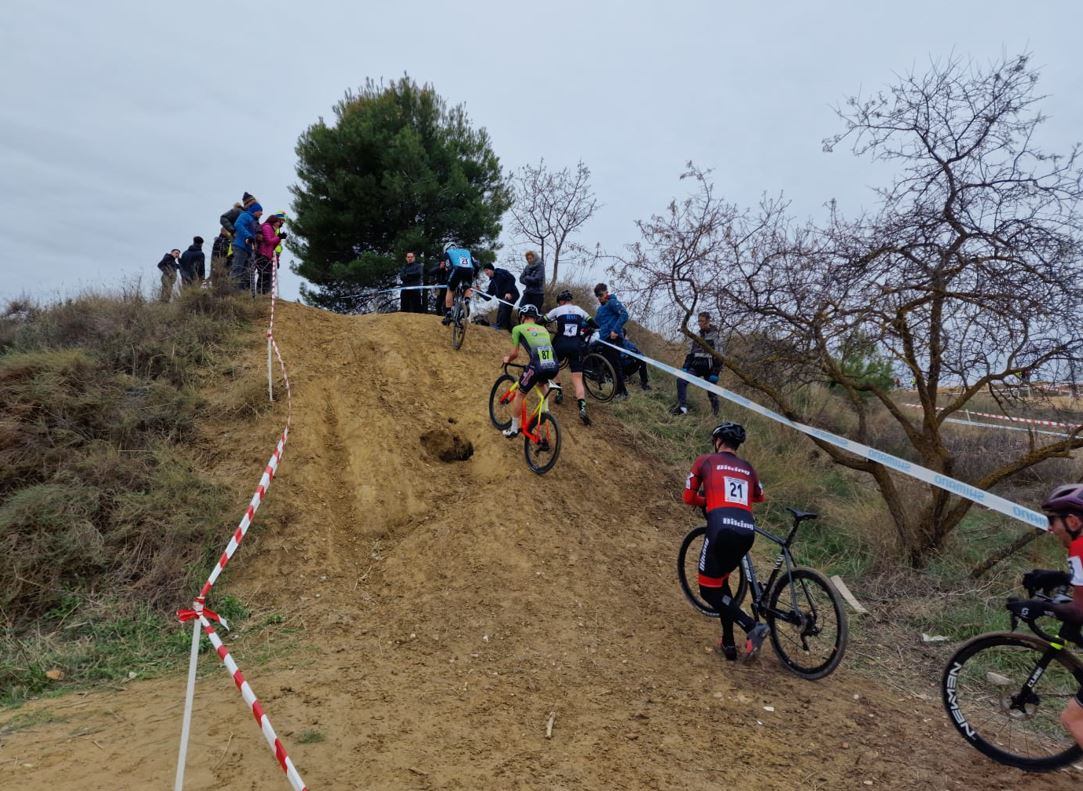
[1022,568,1072,593]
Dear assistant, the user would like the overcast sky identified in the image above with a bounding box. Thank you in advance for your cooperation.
[2,0,1081,305]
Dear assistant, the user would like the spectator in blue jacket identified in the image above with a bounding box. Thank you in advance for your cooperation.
[593,282,630,400]
[230,202,263,290]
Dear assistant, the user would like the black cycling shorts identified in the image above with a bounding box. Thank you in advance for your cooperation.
[554,339,584,373]
[698,512,755,587]
[518,361,558,393]
[447,267,474,293]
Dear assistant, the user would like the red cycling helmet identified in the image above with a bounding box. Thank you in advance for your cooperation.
[1040,484,1083,516]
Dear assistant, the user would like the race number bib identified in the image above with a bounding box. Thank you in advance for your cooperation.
[724,476,748,506]
[538,347,554,363]
[563,324,579,337]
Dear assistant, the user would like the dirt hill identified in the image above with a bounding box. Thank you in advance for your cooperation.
[0,302,1072,789]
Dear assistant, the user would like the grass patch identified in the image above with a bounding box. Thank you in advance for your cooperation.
[297,728,326,744]
[0,287,268,705]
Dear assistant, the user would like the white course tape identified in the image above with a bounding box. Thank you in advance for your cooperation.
[599,339,1052,531]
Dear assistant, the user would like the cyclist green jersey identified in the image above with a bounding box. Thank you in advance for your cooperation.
[511,323,558,369]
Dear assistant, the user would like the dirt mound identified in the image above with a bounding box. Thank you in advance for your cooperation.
[0,303,1072,789]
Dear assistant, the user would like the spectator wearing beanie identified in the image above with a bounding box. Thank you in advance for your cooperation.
[230,201,263,290]
[255,214,285,295]
[178,236,206,287]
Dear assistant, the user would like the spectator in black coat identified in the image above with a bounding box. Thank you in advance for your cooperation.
[157,249,180,302]
[482,263,520,331]
[178,237,206,287]
[519,250,545,312]
[399,251,425,313]
[430,256,450,314]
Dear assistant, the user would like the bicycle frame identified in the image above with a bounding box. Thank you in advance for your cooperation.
[741,518,810,627]
[497,363,553,445]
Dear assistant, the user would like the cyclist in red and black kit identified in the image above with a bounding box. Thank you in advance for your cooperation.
[1009,484,1083,748]
[683,422,769,661]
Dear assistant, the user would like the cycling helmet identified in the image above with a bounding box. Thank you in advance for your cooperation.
[711,421,746,449]
[519,304,541,319]
[1041,484,1083,516]
[557,289,574,303]
[443,241,456,253]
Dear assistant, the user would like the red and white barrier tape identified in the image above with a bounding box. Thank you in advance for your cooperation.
[902,402,1081,430]
[196,610,308,790]
[175,254,305,790]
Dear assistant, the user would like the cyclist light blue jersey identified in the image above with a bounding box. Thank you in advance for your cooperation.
[444,247,476,270]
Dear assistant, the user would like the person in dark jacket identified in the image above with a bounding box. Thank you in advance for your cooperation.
[399,251,425,313]
[672,311,722,415]
[210,230,231,286]
[157,248,180,302]
[519,250,545,312]
[593,282,630,400]
[178,237,206,287]
[482,262,520,331]
[430,255,450,314]
[219,193,256,234]
[230,202,263,290]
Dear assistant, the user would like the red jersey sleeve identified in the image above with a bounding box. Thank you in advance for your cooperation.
[683,455,707,508]
[1069,535,1083,587]
[751,470,765,504]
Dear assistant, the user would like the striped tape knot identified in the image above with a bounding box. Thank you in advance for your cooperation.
[177,602,229,631]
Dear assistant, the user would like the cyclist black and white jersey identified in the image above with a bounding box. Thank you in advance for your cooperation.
[545,304,592,341]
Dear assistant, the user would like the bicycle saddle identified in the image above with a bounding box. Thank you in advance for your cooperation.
[786,507,819,522]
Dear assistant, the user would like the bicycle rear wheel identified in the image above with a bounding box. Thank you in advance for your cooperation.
[765,567,847,680]
[488,375,517,430]
[942,632,1083,771]
[676,527,749,617]
[451,300,466,349]
[582,352,616,402]
[524,412,561,474]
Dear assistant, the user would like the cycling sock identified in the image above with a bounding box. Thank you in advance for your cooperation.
[700,584,755,632]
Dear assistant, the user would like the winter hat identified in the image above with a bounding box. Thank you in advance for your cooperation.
[248,202,263,214]
[242,192,257,208]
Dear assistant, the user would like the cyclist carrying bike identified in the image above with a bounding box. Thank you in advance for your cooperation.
[441,242,479,325]
[1009,484,1083,747]
[500,304,559,438]
[545,289,595,426]
[683,422,769,661]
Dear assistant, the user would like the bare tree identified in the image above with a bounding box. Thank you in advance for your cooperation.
[509,159,599,285]
[616,54,1083,566]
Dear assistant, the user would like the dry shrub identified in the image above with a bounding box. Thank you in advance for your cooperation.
[0,289,255,627]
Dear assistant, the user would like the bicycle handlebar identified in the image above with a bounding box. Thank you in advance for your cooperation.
[502,362,526,374]
[1007,590,1074,644]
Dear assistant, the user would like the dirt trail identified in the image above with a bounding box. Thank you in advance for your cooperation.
[0,303,1075,789]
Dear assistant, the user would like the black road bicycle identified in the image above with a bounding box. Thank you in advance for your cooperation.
[677,508,848,680]
[941,579,1083,772]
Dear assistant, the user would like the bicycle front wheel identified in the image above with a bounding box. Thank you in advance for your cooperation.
[488,375,517,430]
[524,412,561,474]
[765,567,847,680]
[942,632,1083,771]
[582,352,616,402]
[676,527,749,618]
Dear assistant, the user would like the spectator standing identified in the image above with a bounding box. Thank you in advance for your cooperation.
[430,255,449,315]
[399,251,424,313]
[178,237,206,287]
[230,202,263,291]
[255,213,285,295]
[519,250,545,313]
[157,248,180,302]
[482,262,519,331]
[593,282,630,401]
[210,229,232,285]
[672,311,722,416]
